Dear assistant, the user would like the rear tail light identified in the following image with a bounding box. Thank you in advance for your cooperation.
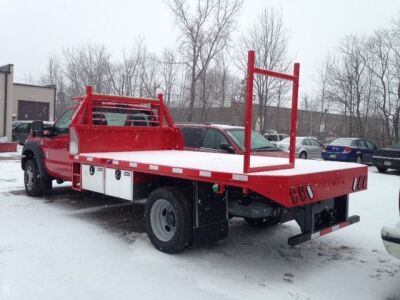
[343,147,352,153]
[322,145,327,151]
[352,175,367,191]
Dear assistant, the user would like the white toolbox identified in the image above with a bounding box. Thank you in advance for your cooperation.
[82,164,105,194]
[105,168,133,201]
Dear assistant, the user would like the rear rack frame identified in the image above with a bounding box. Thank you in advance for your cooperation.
[243,50,300,173]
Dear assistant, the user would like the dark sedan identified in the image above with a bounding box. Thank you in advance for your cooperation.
[322,138,377,164]
[12,121,54,145]
[372,144,400,173]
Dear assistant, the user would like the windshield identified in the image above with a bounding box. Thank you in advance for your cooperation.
[389,144,400,149]
[227,129,276,151]
[280,137,301,144]
[330,138,354,146]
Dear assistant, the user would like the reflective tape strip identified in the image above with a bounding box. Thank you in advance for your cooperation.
[129,162,138,168]
[232,174,248,182]
[311,232,320,239]
[306,185,314,199]
[112,160,119,165]
[199,170,211,177]
[332,224,340,232]
[312,221,349,240]
[172,168,183,174]
[74,155,79,160]
[149,165,159,171]
[352,177,358,191]
[87,157,93,162]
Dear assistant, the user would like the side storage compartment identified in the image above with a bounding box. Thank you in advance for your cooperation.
[82,164,105,194]
[105,168,133,201]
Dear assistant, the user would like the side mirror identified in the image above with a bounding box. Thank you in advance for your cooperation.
[219,143,235,154]
[31,120,44,137]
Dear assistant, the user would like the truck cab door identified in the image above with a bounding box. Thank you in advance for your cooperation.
[43,109,74,181]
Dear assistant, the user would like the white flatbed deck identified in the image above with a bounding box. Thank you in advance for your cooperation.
[80,150,365,176]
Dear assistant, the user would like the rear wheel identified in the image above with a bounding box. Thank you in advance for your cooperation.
[377,166,387,173]
[299,151,307,159]
[24,160,43,196]
[145,187,192,253]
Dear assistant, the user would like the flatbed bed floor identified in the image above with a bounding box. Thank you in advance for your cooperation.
[79,150,365,176]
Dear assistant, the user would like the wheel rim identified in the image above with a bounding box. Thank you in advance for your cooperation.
[300,152,306,159]
[24,166,34,190]
[150,199,177,242]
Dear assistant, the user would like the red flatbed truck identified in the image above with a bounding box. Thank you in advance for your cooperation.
[21,51,367,253]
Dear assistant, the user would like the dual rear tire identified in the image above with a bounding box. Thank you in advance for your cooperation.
[144,187,193,254]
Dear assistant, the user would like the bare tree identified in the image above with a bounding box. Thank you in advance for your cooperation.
[159,48,180,104]
[328,35,374,137]
[389,17,400,143]
[106,38,146,96]
[40,56,68,117]
[239,7,291,133]
[167,0,243,121]
[314,55,333,142]
[63,44,110,96]
[367,29,394,144]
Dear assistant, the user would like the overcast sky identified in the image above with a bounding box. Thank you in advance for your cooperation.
[1,0,399,95]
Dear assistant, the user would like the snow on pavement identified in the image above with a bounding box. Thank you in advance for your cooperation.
[0,156,399,300]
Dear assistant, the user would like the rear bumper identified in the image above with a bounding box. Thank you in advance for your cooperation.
[373,157,400,170]
[381,223,400,259]
[289,215,360,246]
[322,152,353,162]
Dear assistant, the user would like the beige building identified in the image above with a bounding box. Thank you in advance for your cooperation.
[0,64,56,141]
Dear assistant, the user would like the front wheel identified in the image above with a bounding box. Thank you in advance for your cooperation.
[24,160,43,196]
[145,187,193,253]
[299,152,307,159]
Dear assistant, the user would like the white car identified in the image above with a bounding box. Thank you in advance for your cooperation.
[381,192,400,259]
[275,136,323,159]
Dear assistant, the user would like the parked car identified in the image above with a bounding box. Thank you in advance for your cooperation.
[322,138,377,164]
[176,123,288,158]
[263,132,289,145]
[381,191,400,259]
[372,143,400,173]
[275,136,323,159]
[12,120,54,145]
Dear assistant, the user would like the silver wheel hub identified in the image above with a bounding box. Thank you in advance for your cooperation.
[150,199,177,242]
[24,166,34,190]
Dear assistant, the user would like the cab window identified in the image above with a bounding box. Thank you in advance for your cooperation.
[203,129,229,150]
[180,127,205,148]
[54,109,74,134]
[365,140,376,151]
[356,140,367,149]
[311,139,322,147]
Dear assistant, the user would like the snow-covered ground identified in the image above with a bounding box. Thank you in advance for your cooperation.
[0,155,399,300]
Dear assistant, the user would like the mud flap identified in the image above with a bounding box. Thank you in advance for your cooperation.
[192,182,228,246]
[288,195,360,246]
